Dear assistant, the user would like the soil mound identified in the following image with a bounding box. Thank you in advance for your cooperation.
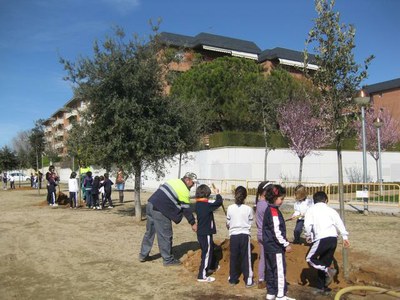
[182,239,399,292]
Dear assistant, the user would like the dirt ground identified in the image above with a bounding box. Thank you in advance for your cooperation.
[1,187,399,300]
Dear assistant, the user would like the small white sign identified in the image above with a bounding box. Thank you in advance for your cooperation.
[356,190,369,198]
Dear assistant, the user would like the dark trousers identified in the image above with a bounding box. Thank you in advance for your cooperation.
[49,190,56,205]
[293,219,304,243]
[69,192,77,207]
[229,234,253,285]
[265,252,287,297]
[47,185,52,204]
[306,237,337,289]
[197,234,217,279]
[85,189,93,207]
[92,193,99,207]
[102,191,113,207]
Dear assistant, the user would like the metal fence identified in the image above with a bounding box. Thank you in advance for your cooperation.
[197,179,400,207]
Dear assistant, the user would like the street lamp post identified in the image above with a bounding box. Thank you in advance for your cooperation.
[354,90,370,215]
[373,117,383,195]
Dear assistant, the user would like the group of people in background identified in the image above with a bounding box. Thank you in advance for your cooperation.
[139,173,350,300]
[66,166,126,210]
[30,172,43,189]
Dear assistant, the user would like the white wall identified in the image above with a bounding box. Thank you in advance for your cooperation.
[51,147,400,189]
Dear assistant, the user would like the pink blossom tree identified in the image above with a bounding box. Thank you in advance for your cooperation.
[278,100,332,183]
[356,107,400,181]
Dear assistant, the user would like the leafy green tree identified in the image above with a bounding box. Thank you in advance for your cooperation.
[171,56,264,133]
[28,120,46,170]
[61,24,202,221]
[305,0,374,278]
[0,146,18,171]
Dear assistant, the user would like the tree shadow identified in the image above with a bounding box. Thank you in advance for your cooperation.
[173,241,200,259]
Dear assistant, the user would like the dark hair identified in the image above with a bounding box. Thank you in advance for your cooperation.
[195,184,211,198]
[99,175,104,181]
[93,176,100,185]
[255,181,271,204]
[86,171,92,177]
[313,191,328,204]
[49,165,55,171]
[265,184,286,204]
[235,186,247,205]
[70,172,77,179]
[104,173,109,179]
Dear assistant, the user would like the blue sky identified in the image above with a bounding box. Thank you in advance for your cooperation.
[1,0,399,148]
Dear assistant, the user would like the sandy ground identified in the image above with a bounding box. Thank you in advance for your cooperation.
[0,187,399,300]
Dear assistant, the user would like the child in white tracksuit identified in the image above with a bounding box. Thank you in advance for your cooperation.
[304,191,350,293]
[226,186,255,288]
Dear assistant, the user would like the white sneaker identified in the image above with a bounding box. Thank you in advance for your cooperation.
[266,295,276,300]
[197,276,215,283]
[93,207,96,210]
[53,203,58,207]
[276,297,296,300]
[108,206,114,209]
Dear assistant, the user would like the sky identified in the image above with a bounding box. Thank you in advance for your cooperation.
[1,0,399,148]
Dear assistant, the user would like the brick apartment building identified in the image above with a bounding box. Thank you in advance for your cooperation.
[43,31,319,157]
[364,77,400,126]
[43,31,398,158]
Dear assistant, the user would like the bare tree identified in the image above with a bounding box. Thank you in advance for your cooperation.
[356,107,400,181]
[278,99,331,183]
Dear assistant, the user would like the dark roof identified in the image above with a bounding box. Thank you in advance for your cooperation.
[159,32,261,54]
[159,32,315,65]
[192,32,261,54]
[158,32,194,48]
[258,47,316,64]
[364,78,400,94]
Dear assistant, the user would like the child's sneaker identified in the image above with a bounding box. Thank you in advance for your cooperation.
[197,276,215,283]
[245,282,257,288]
[325,267,337,286]
[108,206,114,209]
[207,265,220,274]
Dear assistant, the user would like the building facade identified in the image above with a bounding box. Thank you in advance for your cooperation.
[43,31,318,157]
[364,78,400,128]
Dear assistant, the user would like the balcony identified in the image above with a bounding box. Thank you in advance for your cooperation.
[65,110,78,119]
[55,130,64,138]
[55,142,64,149]
[52,118,64,127]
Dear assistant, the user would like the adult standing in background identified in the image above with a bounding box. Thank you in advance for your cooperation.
[115,167,126,203]
[46,165,55,205]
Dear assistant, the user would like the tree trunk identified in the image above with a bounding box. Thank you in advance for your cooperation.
[298,156,304,184]
[263,124,269,181]
[178,153,182,178]
[134,163,142,222]
[336,140,349,280]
